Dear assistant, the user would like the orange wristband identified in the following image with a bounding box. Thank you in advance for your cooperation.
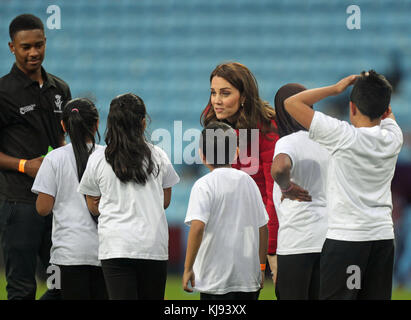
[260,264,266,271]
[18,159,27,173]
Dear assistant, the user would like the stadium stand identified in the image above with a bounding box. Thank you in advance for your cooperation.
[1,0,410,278]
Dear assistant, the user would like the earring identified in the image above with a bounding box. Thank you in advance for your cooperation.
[241,102,244,107]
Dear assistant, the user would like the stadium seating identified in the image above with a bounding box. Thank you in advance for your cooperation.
[0,0,410,224]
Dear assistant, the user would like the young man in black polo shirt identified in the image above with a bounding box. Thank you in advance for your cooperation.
[0,14,71,300]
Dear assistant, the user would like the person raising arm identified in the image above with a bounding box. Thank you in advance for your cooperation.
[284,75,358,129]
[282,71,402,300]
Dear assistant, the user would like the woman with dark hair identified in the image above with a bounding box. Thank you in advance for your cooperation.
[78,93,180,300]
[200,62,280,285]
[32,98,107,300]
[271,83,329,299]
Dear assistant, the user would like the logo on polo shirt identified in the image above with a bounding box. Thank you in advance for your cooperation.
[54,94,63,113]
[20,104,36,115]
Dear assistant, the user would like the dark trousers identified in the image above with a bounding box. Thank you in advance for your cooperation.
[320,238,394,300]
[59,265,108,300]
[101,258,167,300]
[200,290,260,300]
[0,200,61,300]
[276,253,321,300]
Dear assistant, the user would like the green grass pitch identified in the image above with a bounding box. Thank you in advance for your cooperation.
[1,273,410,300]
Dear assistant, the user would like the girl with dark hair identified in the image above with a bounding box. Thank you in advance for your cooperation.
[271,84,329,299]
[32,98,108,300]
[200,62,280,285]
[78,93,180,300]
[274,83,308,138]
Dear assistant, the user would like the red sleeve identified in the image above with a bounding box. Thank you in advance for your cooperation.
[232,121,280,254]
[259,128,279,255]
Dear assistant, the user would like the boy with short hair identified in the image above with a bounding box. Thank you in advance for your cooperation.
[182,122,269,300]
[284,70,403,299]
[0,13,71,300]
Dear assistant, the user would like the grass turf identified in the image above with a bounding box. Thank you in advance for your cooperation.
[0,273,410,300]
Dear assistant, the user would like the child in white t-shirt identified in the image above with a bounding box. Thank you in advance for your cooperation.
[78,93,179,300]
[284,70,403,300]
[183,122,269,300]
[271,83,329,300]
[32,98,107,300]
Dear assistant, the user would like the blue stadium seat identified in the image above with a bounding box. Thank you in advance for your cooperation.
[0,0,410,223]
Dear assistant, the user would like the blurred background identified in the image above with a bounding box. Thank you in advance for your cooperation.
[0,0,410,299]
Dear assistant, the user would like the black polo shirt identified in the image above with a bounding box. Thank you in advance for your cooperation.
[0,64,71,203]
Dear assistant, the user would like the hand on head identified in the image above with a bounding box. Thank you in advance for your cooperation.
[334,75,359,94]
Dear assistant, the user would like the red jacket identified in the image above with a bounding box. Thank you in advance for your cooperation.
[232,120,279,255]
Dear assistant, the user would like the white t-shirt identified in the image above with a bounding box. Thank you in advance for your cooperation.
[184,167,269,295]
[78,144,180,261]
[309,111,403,241]
[273,131,329,255]
[32,143,103,266]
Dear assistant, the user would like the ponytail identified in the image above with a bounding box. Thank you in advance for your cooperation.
[62,98,100,182]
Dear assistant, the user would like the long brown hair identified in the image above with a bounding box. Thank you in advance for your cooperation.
[200,62,276,134]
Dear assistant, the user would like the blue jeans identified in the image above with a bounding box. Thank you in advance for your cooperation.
[0,200,61,300]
